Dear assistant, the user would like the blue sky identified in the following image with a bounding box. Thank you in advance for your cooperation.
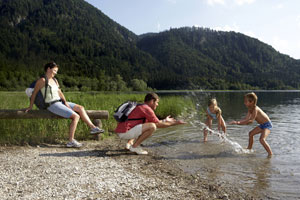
[85,0,300,59]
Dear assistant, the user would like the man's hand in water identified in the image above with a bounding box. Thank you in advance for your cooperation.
[164,115,186,125]
[162,115,186,125]
[164,115,175,122]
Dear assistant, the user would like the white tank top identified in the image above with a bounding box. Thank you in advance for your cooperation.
[41,83,61,103]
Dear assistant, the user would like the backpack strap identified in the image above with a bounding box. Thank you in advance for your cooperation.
[43,75,48,105]
[39,75,48,108]
[127,104,146,123]
[53,77,58,86]
[127,118,146,122]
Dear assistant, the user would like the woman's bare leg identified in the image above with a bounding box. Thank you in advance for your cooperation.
[73,105,96,128]
[69,113,80,141]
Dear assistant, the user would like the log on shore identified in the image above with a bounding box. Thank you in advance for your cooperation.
[0,109,109,119]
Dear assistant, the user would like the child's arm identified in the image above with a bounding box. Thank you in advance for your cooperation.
[217,115,223,131]
[230,109,257,125]
[217,114,226,134]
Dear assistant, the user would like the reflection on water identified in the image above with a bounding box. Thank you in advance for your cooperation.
[145,91,300,199]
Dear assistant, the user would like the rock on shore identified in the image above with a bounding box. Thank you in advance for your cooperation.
[0,138,254,200]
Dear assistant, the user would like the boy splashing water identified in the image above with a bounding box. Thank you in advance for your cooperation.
[230,92,273,157]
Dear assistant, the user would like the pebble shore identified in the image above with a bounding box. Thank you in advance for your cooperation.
[0,138,255,200]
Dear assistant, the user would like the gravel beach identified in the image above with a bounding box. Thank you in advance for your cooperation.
[0,137,255,200]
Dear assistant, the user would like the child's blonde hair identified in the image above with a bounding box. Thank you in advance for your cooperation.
[244,92,257,105]
[208,98,222,116]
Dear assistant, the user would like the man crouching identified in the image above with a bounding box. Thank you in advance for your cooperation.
[115,92,186,155]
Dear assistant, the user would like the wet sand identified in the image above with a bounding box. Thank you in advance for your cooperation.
[0,137,255,199]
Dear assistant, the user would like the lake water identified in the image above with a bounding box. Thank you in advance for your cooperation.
[145,91,300,199]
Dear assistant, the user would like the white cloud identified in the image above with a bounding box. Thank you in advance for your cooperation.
[271,36,289,53]
[243,31,256,38]
[206,0,256,6]
[297,15,300,28]
[269,37,300,59]
[207,0,225,6]
[214,24,256,38]
[157,22,161,32]
[273,3,283,9]
[214,23,240,32]
[234,0,256,6]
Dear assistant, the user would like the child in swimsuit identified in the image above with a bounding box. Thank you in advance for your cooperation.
[203,98,226,142]
[229,92,273,157]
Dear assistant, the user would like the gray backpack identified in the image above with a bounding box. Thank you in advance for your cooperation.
[113,101,145,122]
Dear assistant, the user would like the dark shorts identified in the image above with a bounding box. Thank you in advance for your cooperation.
[259,121,272,130]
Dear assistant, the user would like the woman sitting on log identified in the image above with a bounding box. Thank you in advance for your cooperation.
[25,62,104,147]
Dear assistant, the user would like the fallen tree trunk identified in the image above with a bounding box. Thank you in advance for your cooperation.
[0,109,109,119]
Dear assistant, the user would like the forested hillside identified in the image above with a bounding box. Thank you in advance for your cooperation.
[1,0,300,91]
[138,27,300,90]
[0,0,160,91]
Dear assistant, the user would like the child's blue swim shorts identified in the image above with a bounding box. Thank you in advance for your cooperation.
[259,121,272,130]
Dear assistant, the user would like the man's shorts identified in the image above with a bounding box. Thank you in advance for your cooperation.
[47,101,76,119]
[117,124,143,140]
[259,121,272,130]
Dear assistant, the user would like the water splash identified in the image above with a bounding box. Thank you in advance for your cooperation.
[153,99,253,154]
[194,120,253,154]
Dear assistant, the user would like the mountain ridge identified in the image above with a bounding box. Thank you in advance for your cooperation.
[0,0,299,91]
[137,27,300,89]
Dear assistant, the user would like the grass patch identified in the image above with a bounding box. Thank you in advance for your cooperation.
[0,92,195,145]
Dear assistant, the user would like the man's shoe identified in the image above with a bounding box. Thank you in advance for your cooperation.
[66,139,82,148]
[129,146,148,155]
[90,127,104,135]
